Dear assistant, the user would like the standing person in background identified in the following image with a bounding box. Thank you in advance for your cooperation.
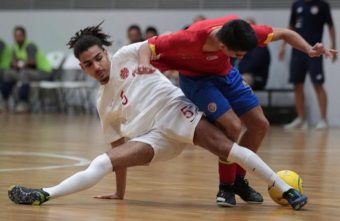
[0,26,52,113]
[279,0,337,129]
[127,24,144,44]
[0,38,12,112]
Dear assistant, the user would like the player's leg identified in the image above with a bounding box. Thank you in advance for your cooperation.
[285,56,308,129]
[309,56,328,129]
[313,83,327,128]
[0,70,17,112]
[238,106,269,153]
[8,142,154,205]
[214,110,243,206]
[194,118,308,210]
[292,83,306,122]
[219,68,266,204]
[179,74,241,206]
[236,106,269,203]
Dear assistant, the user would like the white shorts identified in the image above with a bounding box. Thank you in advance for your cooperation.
[131,96,203,163]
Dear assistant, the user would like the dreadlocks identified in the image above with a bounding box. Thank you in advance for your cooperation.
[67,21,112,58]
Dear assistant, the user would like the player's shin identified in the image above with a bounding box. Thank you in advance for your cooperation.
[227,143,291,193]
[43,153,113,198]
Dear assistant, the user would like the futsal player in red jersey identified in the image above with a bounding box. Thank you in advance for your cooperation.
[137,15,336,207]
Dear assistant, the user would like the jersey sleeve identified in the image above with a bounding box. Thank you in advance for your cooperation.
[148,31,193,56]
[289,2,298,28]
[323,1,334,27]
[251,24,274,47]
[114,42,143,62]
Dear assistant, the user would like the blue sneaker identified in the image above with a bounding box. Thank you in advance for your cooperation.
[283,188,308,210]
[8,185,50,205]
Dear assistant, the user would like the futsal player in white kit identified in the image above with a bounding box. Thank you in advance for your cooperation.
[8,23,308,210]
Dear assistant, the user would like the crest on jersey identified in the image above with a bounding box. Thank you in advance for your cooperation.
[120,67,129,79]
[208,102,217,113]
[297,6,303,14]
[311,6,319,15]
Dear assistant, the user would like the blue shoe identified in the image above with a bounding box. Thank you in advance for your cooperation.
[8,185,50,205]
[283,188,308,210]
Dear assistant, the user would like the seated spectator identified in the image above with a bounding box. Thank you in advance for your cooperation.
[233,18,271,90]
[144,26,158,39]
[0,26,52,113]
[0,39,11,72]
[0,38,12,112]
[127,25,144,44]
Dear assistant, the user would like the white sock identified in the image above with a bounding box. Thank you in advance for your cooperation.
[43,154,113,198]
[227,143,291,193]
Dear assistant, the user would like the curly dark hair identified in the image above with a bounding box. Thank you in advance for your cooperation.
[67,21,112,58]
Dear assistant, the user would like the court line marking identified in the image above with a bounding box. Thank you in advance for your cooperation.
[0,151,90,172]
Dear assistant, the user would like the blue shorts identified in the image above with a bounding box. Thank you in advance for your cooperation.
[290,54,324,84]
[179,68,259,122]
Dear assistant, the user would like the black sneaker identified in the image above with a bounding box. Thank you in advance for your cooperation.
[283,188,308,210]
[8,185,50,205]
[234,176,263,203]
[216,184,236,207]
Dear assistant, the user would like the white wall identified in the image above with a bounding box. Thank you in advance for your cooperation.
[0,9,339,126]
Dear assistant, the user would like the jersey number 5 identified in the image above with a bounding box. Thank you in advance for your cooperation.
[181,106,194,119]
[120,90,128,105]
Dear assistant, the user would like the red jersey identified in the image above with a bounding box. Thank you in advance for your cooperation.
[148,15,274,77]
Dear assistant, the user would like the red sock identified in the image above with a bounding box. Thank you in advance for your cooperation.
[219,160,236,184]
[236,164,246,177]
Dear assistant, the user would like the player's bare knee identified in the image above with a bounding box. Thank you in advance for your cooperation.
[212,127,234,158]
[222,119,242,141]
[106,143,154,169]
[194,118,232,158]
[246,116,269,136]
[205,133,232,159]
[258,117,270,133]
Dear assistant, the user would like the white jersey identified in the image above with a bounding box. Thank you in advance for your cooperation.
[97,42,200,145]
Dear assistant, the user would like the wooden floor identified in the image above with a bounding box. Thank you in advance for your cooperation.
[1,114,340,221]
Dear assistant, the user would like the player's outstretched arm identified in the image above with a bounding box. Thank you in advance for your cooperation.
[328,25,337,62]
[135,42,156,75]
[94,138,127,200]
[93,167,126,200]
[273,27,337,59]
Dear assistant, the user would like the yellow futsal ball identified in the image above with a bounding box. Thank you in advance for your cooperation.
[268,170,304,205]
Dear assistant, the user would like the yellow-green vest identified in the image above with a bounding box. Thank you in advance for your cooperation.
[0,39,11,70]
[14,41,52,73]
